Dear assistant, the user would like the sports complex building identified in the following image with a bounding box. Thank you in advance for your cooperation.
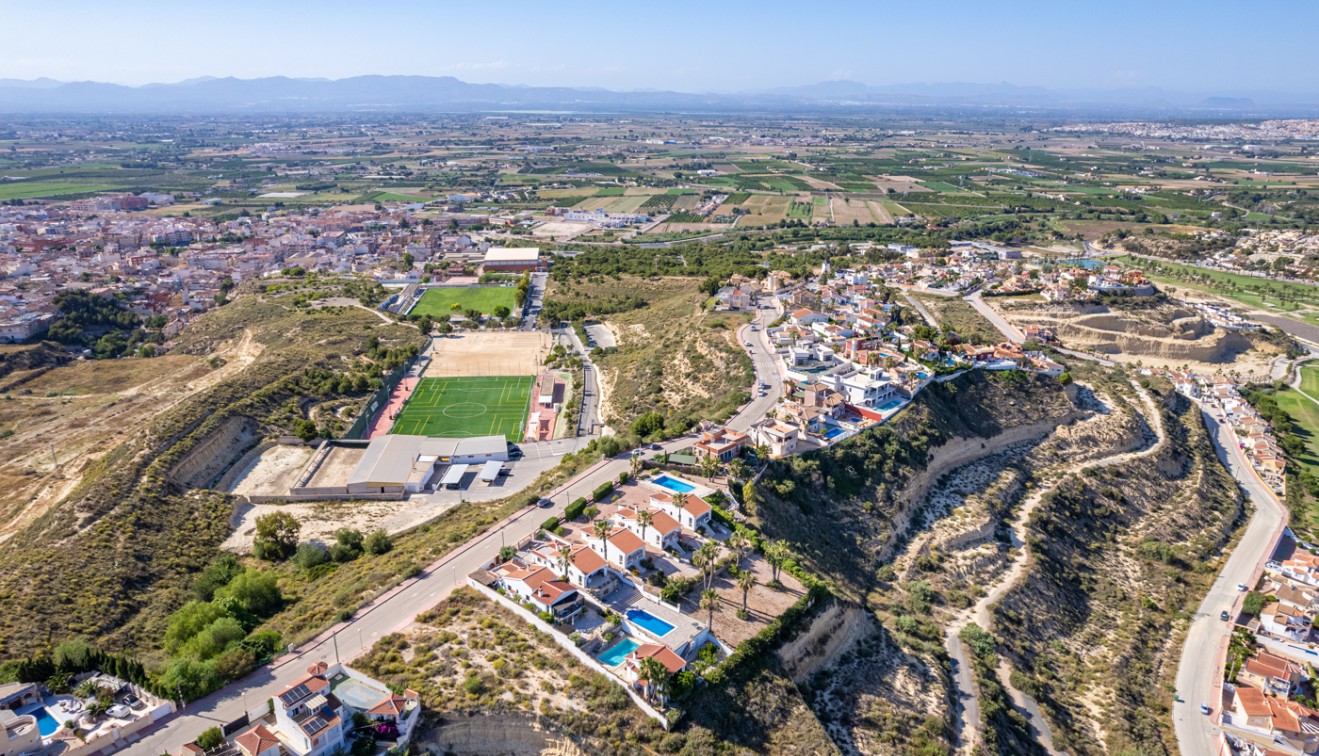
[292,434,510,498]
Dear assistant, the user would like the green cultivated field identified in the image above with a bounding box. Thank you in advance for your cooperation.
[1114,255,1319,314]
[390,376,533,441]
[410,286,517,317]
[0,181,120,200]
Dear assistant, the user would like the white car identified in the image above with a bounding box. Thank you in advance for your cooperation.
[106,705,131,719]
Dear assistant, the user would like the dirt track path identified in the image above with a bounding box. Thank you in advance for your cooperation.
[945,380,1167,754]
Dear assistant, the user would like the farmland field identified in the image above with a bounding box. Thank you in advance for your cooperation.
[410,286,518,317]
[0,181,120,200]
[390,376,532,441]
[737,195,792,226]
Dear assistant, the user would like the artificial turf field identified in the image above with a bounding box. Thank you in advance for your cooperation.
[389,376,532,442]
[409,286,517,317]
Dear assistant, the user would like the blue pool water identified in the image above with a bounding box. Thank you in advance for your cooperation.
[1067,258,1105,270]
[598,638,641,666]
[29,707,58,737]
[627,608,676,637]
[824,427,846,440]
[651,474,696,495]
[877,399,905,412]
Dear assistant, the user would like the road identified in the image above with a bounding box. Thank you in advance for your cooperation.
[555,325,602,436]
[1173,409,1287,756]
[728,303,786,433]
[133,427,712,754]
[901,291,939,328]
[964,290,1025,344]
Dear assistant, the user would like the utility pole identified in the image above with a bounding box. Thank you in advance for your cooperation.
[332,634,340,664]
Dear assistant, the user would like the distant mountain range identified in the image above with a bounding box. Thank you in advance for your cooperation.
[0,75,1316,116]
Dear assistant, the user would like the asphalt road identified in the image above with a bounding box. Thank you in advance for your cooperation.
[132,431,709,754]
[964,290,1025,343]
[1173,409,1287,756]
[728,304,785,433]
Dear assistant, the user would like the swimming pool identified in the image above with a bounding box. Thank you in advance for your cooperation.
[598,638,641,667]
[627,608,676,637]
[651,474,696,495]
[28,707,58,737]
[877,398,905,413]
[823,427,846,440]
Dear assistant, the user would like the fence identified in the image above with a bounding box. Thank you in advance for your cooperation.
[343,342,430,440]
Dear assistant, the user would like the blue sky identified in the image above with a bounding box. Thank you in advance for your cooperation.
[1,0,1315,94]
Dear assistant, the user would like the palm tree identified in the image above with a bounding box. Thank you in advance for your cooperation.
[636,656,670,703]
[727,531,749,568]
[764,539,791,584]
[593,519,612,563]
[726,458,750,484]
[636,509,654,548]
[701,589,720,630]
[696,541,721,591]
[556,543,572,581]
[754,443,770,462]
[699,453,722,480]
[738,570,757,613]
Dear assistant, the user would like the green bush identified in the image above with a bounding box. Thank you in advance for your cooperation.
[593,482,615,502]
[564,498,589,520]
[196,726,225,751]
[364,529,393,555]
[294,542,329,569]
[540,516,561,531]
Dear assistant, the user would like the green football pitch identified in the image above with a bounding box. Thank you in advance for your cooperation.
[389,376,532,442]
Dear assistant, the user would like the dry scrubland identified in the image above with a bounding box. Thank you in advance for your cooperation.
[0,285,427,660]
[548,276,754,432]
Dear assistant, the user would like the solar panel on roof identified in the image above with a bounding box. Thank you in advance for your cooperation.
[302,716,327,734]
[279,683,311,705]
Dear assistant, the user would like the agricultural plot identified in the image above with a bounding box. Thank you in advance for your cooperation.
[409,286,517,317]
[0,181,120,200]
[569,194,650,213]
[390,376,533,441]
[787,200,814,221]
[737,195,792,226]
[811,196,832,224]
[830,197,879,225]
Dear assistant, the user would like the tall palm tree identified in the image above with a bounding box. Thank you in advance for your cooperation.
[636,656,669,703]
[738,570,757,613]
[764,539,791,584]
[727,532,749,568]
[636,509,654,548]
[557,544,572,581]
[699,453,722,480]
[701,589,720,630]
[593,519,612,563]
[696,541,721,591]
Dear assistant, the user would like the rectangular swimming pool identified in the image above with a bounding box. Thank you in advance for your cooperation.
[823,427,846,440]
[651,474,696,495]
[627,608,675,637]
[28,707,58,737]
[598,638,641,667]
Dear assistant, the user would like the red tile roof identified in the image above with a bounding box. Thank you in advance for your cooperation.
[235,724,281,756]
[630,643,687,674]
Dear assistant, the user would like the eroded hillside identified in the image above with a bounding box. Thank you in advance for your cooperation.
[0,288,424,660]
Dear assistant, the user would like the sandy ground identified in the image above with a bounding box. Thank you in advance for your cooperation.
[307,445,366,488]
[530,221,591,241]
[583,323,616,349]
[223,438,574,551]
[867,175,932,193]
[831,197,878,225]
[228,444,314,497]
[425,332,551,378]
[0,328,263,543]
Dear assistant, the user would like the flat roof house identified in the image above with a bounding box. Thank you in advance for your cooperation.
[481,246,542,273]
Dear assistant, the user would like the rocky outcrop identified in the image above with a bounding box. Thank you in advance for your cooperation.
[167,415,261,489]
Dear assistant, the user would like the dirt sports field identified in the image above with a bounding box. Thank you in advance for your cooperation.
[425,331,550,378]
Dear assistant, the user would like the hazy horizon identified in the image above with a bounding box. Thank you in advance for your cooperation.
[3,0,1317,96]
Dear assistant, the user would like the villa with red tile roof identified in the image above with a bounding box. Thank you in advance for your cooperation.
[612,507,681,551]
[693,427,747,462]
[648,491,713,532]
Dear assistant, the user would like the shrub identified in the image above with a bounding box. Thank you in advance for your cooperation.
[540,516,561,531]
[564,498,589,520]
[583,505,599,519]
[216,568,282,615]
[329,543,360,563]
[364,529,393,555]
[294,542,329,569]
[1242,591,1269,617]
[618,471,630,485]
[593,482,615,502]
[253,511,300,562]
[196,726,225,751]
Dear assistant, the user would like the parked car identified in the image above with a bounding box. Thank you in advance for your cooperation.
[630,448,644,457]
[650,443,663,451]
[106,705,131,719]
[1200,703,1212,715]
[744,341,753,347]
[1220,610,1231,621]
[537,498,553,508]
[122,694,143,710]
[1237,583,1248,592]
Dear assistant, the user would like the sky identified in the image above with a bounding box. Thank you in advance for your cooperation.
[2,0,1316,95]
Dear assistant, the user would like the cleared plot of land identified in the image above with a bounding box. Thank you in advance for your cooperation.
[830,197,878,225]
[569,194,650,213]
[867,175,932,194]
[811,195,832,224]
[797,175,844,191]
[866,199,895,224]
[410,286,517,317]
[226,444,314,497]
[737,195,792,226]
[426,331,551,377]
[390,375,532,441]
[306,444,367,488]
